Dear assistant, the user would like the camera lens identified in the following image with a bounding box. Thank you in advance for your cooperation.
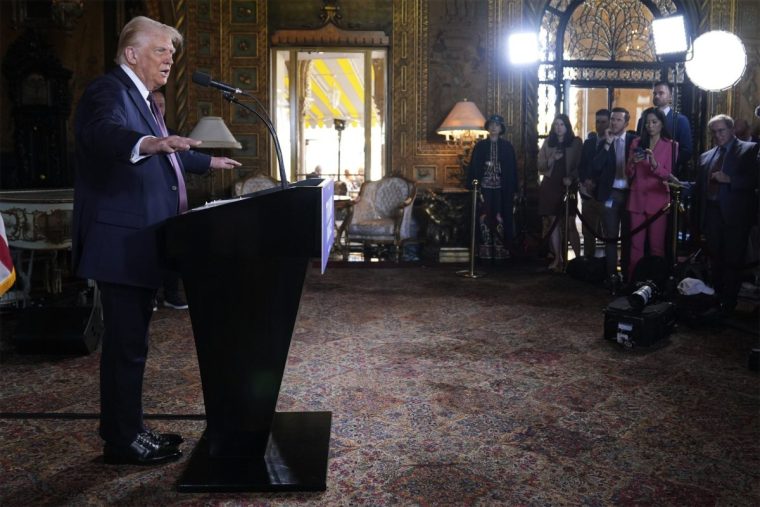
[628,284,653,310]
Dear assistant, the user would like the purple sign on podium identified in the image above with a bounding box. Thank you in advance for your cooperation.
[319,179,335,273]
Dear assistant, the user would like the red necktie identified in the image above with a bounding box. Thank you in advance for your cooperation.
[147,92,188,213]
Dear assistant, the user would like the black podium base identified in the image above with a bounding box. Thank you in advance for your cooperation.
[177,411,332,492]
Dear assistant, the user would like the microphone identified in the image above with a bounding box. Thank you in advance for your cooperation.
[192,71,242,95]
[191,69,289,188]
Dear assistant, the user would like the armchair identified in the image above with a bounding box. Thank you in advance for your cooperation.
[233,173,279,196]
[343,175,417,262]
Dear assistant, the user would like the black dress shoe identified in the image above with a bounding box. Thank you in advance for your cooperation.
[103,433,182,465]
[143,429,184,448]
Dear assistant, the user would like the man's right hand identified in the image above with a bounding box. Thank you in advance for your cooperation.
[603,128,614,146]
[140,135,202,155]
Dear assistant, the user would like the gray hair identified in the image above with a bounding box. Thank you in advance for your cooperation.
[707,114,734,130]
[115,16,182,65]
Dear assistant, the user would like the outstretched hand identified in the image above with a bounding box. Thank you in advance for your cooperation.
[141,135,202,155]
[209,157,242,170]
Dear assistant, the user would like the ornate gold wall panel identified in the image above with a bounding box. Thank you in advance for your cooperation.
[391,0,525,188]
[173,0,270,201]
[731,0,759,129]
[695,0,758,146]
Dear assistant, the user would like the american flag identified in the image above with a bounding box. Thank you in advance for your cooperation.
[0,216,16,296]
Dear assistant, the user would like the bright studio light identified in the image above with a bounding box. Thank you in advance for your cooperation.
[685,31,747,91]
[508,32,539,65]
[652,15,688,58]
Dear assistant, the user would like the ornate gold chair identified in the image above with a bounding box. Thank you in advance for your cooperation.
[343,175,417,262]
[233,173,279,196]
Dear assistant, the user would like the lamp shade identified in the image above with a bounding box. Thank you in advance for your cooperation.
[188,116,242,149]
[436,100,488,138]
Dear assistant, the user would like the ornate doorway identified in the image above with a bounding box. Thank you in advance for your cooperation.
[537,0,687,142]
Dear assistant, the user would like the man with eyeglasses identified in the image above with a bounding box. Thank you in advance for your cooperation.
[695,114,759,313]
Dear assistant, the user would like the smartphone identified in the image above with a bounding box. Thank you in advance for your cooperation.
[634,147,645,158]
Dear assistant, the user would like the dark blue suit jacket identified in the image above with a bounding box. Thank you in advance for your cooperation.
[589,132,637,203]
[578,135,601,184]
[72,67,211,288]
[695,138,759,228]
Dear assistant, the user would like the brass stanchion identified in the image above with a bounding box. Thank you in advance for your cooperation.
[457,179,485,278]
[668,177,686,268]
[562,182,571,273]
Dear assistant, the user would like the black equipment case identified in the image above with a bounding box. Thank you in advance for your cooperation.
[603,297,676,348]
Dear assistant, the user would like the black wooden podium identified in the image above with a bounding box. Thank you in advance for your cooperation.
[163,179,334,492]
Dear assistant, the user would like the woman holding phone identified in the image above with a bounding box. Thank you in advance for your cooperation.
[625,107,677,280]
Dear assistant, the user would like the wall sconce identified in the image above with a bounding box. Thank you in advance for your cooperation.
[436,99,488,148]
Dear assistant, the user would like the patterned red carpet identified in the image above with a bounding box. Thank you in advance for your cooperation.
[1,264,758,505]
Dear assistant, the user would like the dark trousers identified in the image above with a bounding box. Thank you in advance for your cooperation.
[600,189,630,279]
[97,281,155,446]
[705,203,751,309]
[581,197,603,258]
[163,271,180,299]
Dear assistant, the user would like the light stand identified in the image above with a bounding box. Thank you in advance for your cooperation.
[334,118,346,181]
[669,63,684,268]
[652,15,689,269]
[507,31,540,256]
[563,182,570,271]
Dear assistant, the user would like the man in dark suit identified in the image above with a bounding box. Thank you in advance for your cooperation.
[636,81,692,178]
[695,114,759,312]
[578,109,610,258]
[591,107,637,290]
[72,16,241,465]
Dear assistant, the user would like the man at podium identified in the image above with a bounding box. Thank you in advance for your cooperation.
[71,16,240,466]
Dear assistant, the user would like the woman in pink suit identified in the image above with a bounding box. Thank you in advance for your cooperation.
[625,107,677,280]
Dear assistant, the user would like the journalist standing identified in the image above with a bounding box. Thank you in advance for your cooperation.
[590,107,636,287]
[695,115,759,312]
[578,109,610,258]
[625,107,675,280]
[538,114,582,271]
[466,114,518,261]
[72,16,240,465]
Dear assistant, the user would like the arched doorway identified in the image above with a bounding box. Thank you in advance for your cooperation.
[537,0,688,142]
[533,0,694,259]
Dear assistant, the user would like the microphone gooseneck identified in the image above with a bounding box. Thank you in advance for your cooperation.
[191,70,288,189]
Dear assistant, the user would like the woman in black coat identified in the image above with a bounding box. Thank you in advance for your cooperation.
[466,114,519,261]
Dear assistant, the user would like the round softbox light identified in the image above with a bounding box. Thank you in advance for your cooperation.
[685,31,747,91]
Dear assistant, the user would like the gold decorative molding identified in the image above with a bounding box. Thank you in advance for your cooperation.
[731,0,758,127]
[172,0,189,134]
[271,21,389,46]
[391,0,522,186]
